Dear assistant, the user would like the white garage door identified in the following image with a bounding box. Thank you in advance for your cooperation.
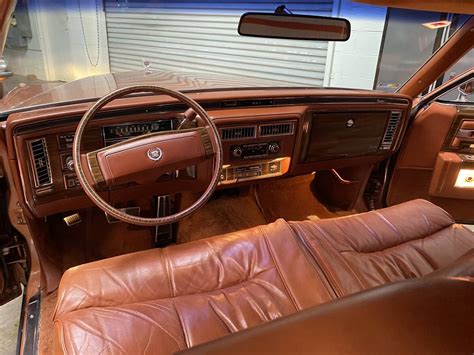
[105,0,334,86]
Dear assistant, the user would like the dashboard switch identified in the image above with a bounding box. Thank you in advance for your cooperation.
[232,146,243,158]
[64,173,80,189]
[66,156,74,171]
[268,142,280,154]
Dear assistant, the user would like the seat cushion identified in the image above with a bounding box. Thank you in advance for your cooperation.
[180,262,474,355]
[53,219,334,354]
[53,200,474,354]
[290,199,474,296]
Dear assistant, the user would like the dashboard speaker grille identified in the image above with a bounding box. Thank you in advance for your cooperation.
[380,111,402,150]
[259,122,295,137]
[220,126,256,140]
[28,138,53,188]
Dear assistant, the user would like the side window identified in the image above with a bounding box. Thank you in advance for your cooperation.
[438,48,473,86]
[431,48,473,103]
[437,80,473,103]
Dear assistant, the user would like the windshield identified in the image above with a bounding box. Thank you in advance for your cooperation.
[0,1,471,113]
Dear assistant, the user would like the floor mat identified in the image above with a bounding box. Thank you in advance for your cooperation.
[256,174,343,222]
[177,190,267,243]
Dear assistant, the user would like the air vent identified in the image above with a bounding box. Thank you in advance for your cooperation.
[28,138,53,188]
[259,122,295,137]
[380,111,402,150]
[220,126,256,140]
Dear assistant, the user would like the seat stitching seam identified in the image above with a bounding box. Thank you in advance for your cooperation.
[338,226,460,255]
[295,222,368,294]
[292,223,350,296]
[207,298,236,333]
[162,248,175,298]
[310,226,370,291]
[350,211,451,253]
[288,222,339,299]
[170,299,190,349]
[334,251,371,290]
[412,245,437,270]
[259,225,301,311]
[302,224,367,290]
[55,319,68,354]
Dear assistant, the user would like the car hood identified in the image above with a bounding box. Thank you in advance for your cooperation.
[0,69,302,113]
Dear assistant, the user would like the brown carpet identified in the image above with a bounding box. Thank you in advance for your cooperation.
[45,205,155,272]
[256,174,342,222]
[177,174,355,244]
[177,189,267,244]
[39,291,57,355]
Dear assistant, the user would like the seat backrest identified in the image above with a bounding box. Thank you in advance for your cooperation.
[290,199,474,296]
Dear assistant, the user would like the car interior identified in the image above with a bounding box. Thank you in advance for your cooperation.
[0,0,473,354]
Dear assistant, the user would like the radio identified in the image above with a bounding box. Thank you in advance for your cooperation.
[230,142,280,160]
[220,159,283,184]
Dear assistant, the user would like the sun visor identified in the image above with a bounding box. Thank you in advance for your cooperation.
[354,0,474,15]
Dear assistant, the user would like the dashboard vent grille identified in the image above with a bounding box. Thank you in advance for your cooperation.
[28,138,53,188]
[220,126,256,140]
[259,122,295,137]
[380,111,402,150]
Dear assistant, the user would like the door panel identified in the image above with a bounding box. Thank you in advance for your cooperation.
[387,102,474,222]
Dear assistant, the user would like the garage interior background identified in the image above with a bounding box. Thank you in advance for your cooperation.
[2,0,471,93]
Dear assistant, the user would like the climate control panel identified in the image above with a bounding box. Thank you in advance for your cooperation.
[219,157,290,185]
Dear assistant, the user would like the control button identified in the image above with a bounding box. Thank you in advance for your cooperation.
[269,162,280,173]
[232,146,243,158]
[66,156,74,171]
[58,134,74,149]
[219,170,227,181]
[64,173,80,189]
[268,142,280,154]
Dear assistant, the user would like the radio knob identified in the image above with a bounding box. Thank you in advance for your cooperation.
[268,142,280,154]
[66,156,74,171]
[232,146,243,158]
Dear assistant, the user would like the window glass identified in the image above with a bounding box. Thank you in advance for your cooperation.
[0,1,471,113]
[438,48,473,86]
[374,9,444,92]
[374,10,470,93]
[437,79,473,103]
[430,48,473,103]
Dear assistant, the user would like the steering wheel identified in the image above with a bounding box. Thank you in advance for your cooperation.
[72,86,223,226]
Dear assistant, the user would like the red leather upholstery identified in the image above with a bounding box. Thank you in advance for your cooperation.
[53,220,334,353]
[291,199,473,296]
[53,200,474,354]
[180,258,474,355]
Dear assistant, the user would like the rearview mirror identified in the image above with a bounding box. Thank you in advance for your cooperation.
[238,12,350,41]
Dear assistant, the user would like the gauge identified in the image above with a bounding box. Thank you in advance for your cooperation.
[102,120,174,146]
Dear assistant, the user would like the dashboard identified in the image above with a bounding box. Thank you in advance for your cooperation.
[5,89,412,218]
